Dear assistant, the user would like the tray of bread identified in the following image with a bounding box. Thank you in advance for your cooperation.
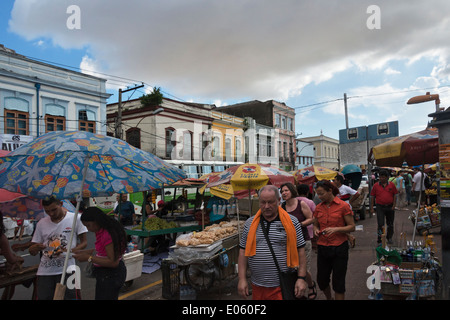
[174,220,244,249]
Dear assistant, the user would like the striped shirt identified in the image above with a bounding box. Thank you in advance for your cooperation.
[239,214,305,287]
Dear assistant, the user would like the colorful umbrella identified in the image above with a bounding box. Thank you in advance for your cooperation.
[0,189,45,220]
[207,163,294,191]
[199,172,255,200]
[0,131,186,199]
[293,165,338,185]
[0,130,186,298]
[0,189,75,221]
[369,128,439,167]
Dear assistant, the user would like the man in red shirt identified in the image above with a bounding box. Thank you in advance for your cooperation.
[370,170,398,245]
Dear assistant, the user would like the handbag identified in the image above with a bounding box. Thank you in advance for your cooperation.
[260,218,298,300]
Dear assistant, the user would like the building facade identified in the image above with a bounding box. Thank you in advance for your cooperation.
[301,132,339,170]
[217,99,296,171]
[0,44,110,149]
[107,97,247,178]
[296,139,315,169]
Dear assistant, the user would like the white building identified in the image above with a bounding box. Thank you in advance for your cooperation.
[301,132,339,170]
[0,44,110,148]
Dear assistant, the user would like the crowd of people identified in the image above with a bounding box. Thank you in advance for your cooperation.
[0,165,436,301]
[238,166,435,301]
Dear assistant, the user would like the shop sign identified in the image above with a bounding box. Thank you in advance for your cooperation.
[0,134,33,151]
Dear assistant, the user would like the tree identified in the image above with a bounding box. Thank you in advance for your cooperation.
[140,87,163,107]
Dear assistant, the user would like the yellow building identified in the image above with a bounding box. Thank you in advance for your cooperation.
[210,110,245,167]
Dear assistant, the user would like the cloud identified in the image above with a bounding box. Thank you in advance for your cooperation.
[8,0,450,103]
[385,67,401,75]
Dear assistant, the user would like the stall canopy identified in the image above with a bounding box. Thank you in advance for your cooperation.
[293,165,338,185]
[369,128,439,167]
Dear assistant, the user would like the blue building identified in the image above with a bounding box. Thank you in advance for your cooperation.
[339,121,399,167]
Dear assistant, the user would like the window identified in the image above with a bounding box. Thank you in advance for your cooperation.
[126,128,141,149]
[267,136,272,157]
[275,114,280,127]
[213,135,221,160]
[202,165,212,175]
[256,134,260,156]
[287,118,292,131]
[4,110,28,135]
[347,128,358,139]
[79,110,95,133]
[165,128,176,158]
[184,165,199,179]
[377,123,389,135]
[45,115,65,132]
[183,131,192,160]
[283,141,288,158]
[235,137,242,162]
[225,137,232,161]
[281,117,286,129]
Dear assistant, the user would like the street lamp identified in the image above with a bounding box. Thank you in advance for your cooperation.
[135,107,164,127]
[407,92,440,113]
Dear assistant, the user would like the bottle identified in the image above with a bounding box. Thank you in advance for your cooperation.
[127,241,134,253]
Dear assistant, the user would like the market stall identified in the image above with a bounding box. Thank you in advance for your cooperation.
[409,204,441,236]
[161,219,244,299]
[368,238,442,300]
[126,180,209,252]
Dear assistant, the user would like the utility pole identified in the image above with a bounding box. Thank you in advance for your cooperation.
[344,93,349,129]
[115,84,144,139]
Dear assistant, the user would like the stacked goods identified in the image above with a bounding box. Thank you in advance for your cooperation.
[176,220,244,247]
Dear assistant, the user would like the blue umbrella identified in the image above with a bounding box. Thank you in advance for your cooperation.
[0,131,186,199]
[0,130,186,298]
[341,164,362,175]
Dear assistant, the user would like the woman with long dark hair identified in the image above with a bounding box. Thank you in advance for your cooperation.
[313,180,355,300]
[73,207,127,300]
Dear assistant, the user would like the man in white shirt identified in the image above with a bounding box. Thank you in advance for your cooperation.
[412,168,427,205]
[333,175,360,209]
[29,196,88,300]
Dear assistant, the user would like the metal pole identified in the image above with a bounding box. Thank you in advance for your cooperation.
[115,88,123,139]
[344,93,349,129]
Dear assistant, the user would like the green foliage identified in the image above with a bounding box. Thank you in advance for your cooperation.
[140,87,163,107]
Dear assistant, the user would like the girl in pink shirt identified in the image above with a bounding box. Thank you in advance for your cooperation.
[73,207,127,300]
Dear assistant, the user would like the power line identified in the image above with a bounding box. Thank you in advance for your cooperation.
[294,84,450,113]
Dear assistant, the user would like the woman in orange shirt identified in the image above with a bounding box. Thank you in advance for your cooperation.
[313,180,355,300]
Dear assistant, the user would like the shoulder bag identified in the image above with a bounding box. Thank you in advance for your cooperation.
[259,218,298,300]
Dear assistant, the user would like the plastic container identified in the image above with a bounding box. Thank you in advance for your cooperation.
[123,250,144,282]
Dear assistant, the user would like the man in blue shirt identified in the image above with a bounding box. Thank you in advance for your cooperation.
[115,194,135,226]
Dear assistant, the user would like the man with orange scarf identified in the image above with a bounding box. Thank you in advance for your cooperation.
[238,185,308,300]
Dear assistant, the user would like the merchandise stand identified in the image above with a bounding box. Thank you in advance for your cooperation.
[369,242,442,300]
[162,230,241,299]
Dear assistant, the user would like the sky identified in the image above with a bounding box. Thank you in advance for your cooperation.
[1,0,450,140]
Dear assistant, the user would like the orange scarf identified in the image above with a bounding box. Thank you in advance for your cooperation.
[245,206,299,268]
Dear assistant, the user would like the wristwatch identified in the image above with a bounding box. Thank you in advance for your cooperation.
[88,255,93,263]
[297,276,307,280]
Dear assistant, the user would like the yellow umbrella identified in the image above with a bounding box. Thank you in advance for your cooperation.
[199,171,256,200]
[293,165,338,185]
[229,164,270,191]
